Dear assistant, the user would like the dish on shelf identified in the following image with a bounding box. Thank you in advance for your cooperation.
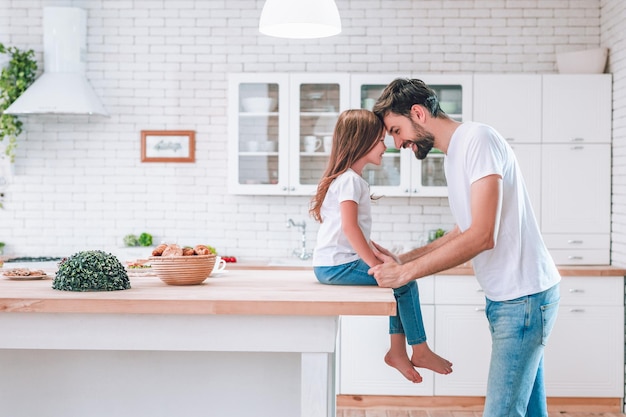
[2,268,49,280]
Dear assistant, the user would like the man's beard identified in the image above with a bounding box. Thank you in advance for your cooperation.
[402,120,435,160]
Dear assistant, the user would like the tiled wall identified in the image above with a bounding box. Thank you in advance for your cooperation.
[0,0,607,260]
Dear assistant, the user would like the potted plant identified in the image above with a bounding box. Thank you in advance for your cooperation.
[0,43,37,163]
[53,250,131,292]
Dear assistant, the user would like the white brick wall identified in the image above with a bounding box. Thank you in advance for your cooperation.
[0,0,608,261]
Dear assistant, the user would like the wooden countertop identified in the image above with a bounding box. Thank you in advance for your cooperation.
[0,269,396,316]
[230,263,626,276]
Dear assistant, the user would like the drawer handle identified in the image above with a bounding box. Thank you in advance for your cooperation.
[475,307,486,312]
[569,308,586,313]
[570,146,584,151]
[568,288,585,294]
[476,289,484,293]
[567,240,583,244]
[570,137,584,142]
[567,256,583,260]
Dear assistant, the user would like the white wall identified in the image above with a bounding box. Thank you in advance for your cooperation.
[602,0,626,267]
[0,0,606,261]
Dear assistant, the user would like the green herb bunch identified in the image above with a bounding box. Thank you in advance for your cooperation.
[53,250,131,292]
[123,232,153,247]
[0,43,38,163]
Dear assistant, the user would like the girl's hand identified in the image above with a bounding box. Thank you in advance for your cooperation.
[371,241,401,264]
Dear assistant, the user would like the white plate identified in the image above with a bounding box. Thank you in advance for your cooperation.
[4,274,49,280]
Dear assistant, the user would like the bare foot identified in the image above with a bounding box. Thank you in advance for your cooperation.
[384,351,423,383]
[411,342,453,374]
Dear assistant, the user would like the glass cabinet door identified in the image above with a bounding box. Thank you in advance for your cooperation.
[228,74,289,194]
[289,74,351,195]
[351,74,473,197]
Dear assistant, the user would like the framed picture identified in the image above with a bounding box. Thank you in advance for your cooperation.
[140,130,195,163]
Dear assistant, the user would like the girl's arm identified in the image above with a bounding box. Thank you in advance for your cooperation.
[340,200,381,267]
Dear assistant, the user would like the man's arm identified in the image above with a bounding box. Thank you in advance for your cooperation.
[370,174,503,288]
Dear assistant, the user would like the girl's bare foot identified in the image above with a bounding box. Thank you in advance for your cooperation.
[411,342,453,374]
[384,351,423,383]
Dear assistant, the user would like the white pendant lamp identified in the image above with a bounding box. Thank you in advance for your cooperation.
[259,0,342,39]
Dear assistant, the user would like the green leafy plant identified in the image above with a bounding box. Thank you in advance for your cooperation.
[0,43,38,163]
[123,232,153,247]
[53,250,131,292]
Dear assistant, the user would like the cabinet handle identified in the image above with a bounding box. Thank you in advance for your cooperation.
[570,146,584,151]
[570,137,584,142]
[475,288,484,293]
[405,189,410,193]
[474,307,486,312]
[282,186,288,191]
[568,288,585,293]
[569,308,586,313]
[567,239,583,244]
[506,138,515,142]
[567,256,583,260]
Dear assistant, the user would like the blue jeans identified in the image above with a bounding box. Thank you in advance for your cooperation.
[483,283,560,417]
[314,259,427,345]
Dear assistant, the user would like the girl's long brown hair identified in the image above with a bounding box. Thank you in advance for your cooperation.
[309,109,385,223]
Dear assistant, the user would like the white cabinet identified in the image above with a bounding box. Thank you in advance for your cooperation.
[473,74,542,143]
[433,275,491,396]
[228,73,350,195]
[350,74,473,197]
[542,75,612,143]
[473,74,612,265]
[541,144,611,265]
[338,274,624,400]
[544,277,624,396]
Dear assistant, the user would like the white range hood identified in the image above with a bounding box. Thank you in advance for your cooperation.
[4,7,108,116]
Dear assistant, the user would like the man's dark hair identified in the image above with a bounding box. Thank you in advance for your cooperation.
[372,78,442,120]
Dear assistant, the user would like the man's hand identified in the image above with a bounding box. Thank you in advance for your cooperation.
[367,250,411,289]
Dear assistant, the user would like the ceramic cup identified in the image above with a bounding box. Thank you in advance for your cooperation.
[212,256,227,274]
[323,135,333,153]
[304,136,321,153]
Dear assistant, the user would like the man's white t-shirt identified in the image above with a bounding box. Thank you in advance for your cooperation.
[312,169,372,266]
[445,122,561,301]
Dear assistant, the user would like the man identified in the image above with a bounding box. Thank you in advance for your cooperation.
[368,78,561,417]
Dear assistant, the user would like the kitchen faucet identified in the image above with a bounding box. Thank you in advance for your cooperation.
[287,219,312,260]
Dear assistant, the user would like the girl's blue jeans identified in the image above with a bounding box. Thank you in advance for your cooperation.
[483,283,560,417]
[314,259,427,345]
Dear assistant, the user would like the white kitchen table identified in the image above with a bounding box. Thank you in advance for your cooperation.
[0,268,395,417]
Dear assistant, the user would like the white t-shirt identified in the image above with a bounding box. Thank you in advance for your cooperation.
[445,122,561,301]
[312,169,372,266]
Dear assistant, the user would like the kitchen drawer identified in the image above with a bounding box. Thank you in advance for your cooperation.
[558,276,623,306]
[434,275,485,305]
[549,249,609,265]
[543,233,609,250]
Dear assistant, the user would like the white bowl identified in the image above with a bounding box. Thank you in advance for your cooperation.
[556,47,608,74]
[241,97,277,113]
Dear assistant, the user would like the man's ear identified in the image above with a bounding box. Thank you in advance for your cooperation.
[410,104,426,121]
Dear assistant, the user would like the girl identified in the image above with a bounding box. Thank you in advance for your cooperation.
[310,109,452,383]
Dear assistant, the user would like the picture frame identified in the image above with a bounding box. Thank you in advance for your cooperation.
[140,130,195,163]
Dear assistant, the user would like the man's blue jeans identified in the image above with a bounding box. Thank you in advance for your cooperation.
[314,259,427,345]
[483,283,560,417]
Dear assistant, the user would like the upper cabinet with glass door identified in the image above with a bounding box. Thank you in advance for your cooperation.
[288,74,350,196]
[229,73,350,195]
[228,74,289,195]
[351,74,473,197]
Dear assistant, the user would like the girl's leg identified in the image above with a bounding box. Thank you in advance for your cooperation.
[393,281,453,375]
[315,260,422,382]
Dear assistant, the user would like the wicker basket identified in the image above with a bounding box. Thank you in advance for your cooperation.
[149,254,216,285]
